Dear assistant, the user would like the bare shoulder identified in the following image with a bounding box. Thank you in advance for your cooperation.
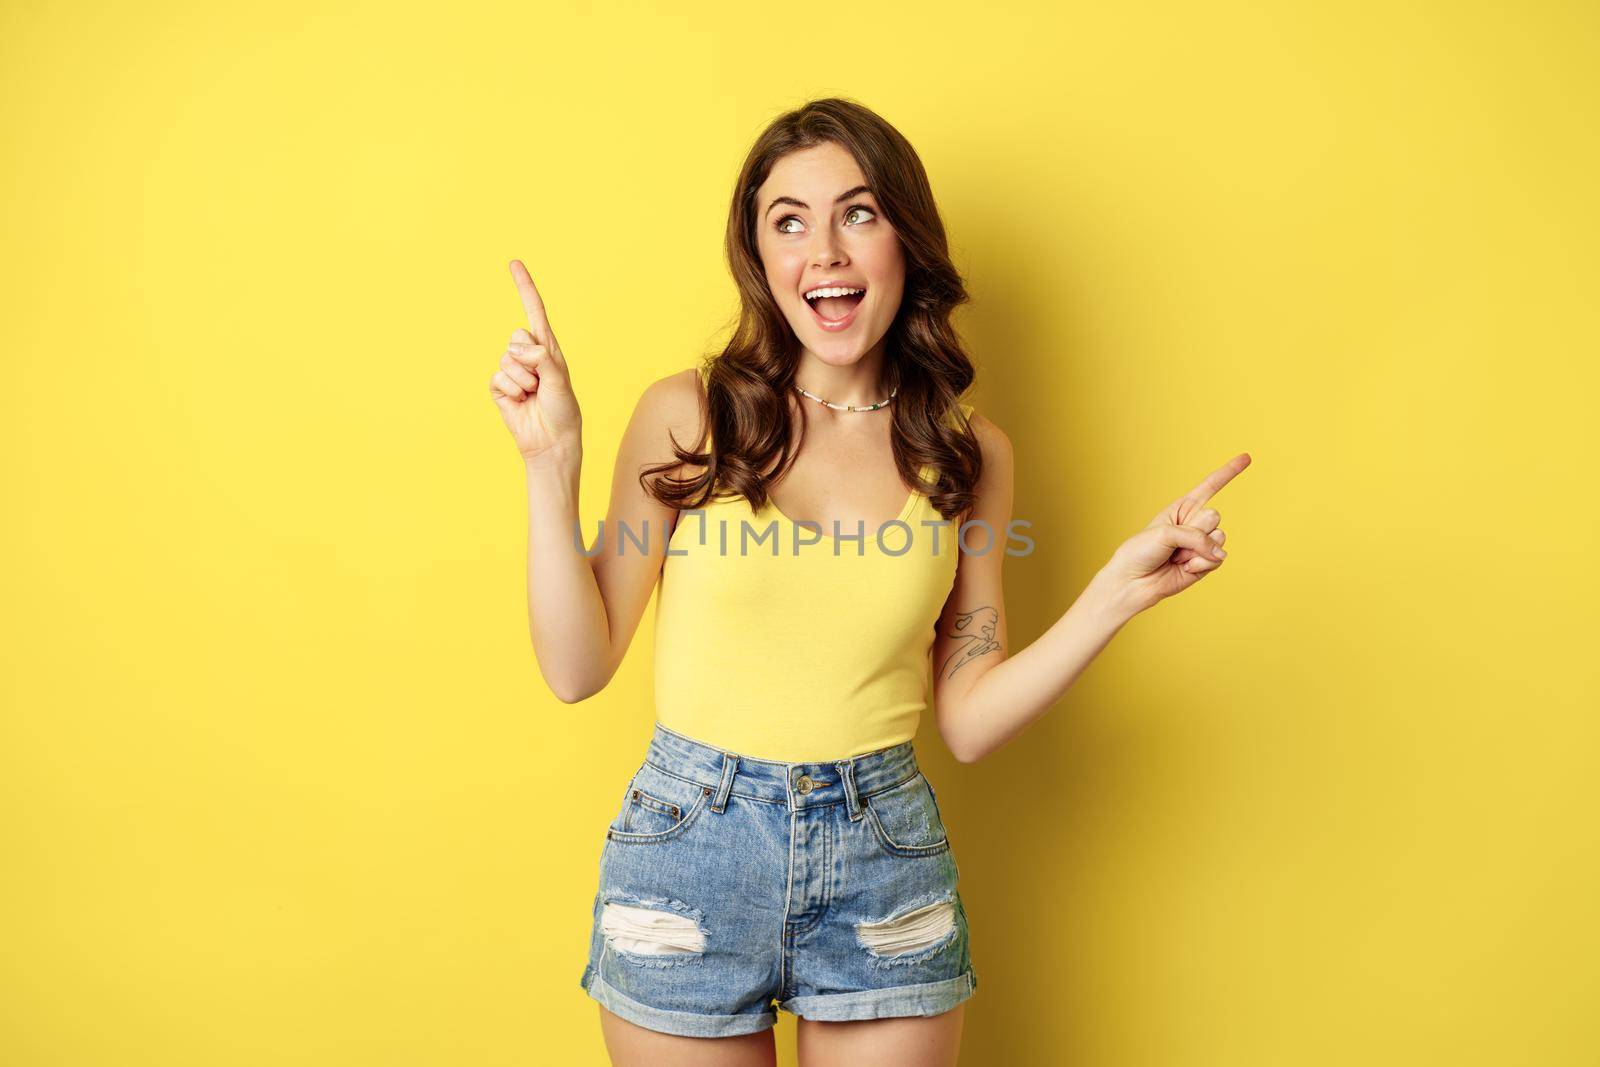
[963,407,1013,470]
[621,366,708,470]
[644,365,707,435]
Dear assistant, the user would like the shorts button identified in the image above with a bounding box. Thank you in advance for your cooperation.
[797,775,814,794]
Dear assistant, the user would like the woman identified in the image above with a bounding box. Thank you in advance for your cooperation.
[489,97,1248,1066]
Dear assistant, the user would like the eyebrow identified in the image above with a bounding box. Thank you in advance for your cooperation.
[764,184,874,218]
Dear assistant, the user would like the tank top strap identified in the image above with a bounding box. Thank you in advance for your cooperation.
[917,399,973,497]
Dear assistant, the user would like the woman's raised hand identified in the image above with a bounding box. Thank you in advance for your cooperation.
[490,260,583,467]
[1096,453,1251,617]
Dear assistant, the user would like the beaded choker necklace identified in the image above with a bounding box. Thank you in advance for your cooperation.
[793,382,897,413]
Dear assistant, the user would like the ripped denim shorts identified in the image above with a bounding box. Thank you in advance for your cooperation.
[578,721,977,1037]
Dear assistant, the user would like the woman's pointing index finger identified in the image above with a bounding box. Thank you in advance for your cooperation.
[509,259,557,349]
[1184,452,1252,508]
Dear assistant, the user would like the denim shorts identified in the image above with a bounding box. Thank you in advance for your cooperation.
[578,721,977,1037]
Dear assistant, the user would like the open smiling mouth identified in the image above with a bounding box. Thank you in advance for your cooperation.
[804,286,866,331]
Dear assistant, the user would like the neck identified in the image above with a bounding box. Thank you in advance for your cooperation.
[793,349,892,408]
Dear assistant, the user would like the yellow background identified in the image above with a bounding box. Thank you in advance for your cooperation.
[4,1,1596,1063]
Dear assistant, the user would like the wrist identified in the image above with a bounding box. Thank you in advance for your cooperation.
[523,442,579,470]
[524,448,581,494]
[1082,567,1140,630]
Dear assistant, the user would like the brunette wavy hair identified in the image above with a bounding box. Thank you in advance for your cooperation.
[641,96,982,521]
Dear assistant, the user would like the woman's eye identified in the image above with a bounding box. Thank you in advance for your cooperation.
[773,206,876,234]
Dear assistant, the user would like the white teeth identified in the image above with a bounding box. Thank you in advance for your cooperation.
[804,286,865,301]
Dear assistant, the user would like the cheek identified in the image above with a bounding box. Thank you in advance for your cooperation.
[760,248,804,293]
[864,243,906,305]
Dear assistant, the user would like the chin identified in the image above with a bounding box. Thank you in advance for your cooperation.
[809,346,868,366]
[805,333,874,359]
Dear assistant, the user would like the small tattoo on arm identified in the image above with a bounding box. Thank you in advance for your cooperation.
[940,606,1001,678]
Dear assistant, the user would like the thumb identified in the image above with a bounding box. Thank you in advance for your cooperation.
[1160,523,1226,561]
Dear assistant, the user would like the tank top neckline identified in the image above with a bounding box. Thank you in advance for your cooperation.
[758,464,931,542]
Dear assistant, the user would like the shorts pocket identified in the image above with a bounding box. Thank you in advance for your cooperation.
[863,771,950,857]
[606,762,714,845]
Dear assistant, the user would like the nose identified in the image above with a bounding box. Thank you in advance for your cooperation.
[809,228,847,270]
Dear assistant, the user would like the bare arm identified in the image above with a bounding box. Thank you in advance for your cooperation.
[929,414,1134,763]
[491,262,708,702]
[521,369,705,702]
[931,416,1246,763]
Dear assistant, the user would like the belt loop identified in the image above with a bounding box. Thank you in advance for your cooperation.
[711,752,738,813]
[836,758,863,821]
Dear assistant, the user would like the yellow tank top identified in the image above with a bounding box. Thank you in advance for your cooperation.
[652,367,970,761]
